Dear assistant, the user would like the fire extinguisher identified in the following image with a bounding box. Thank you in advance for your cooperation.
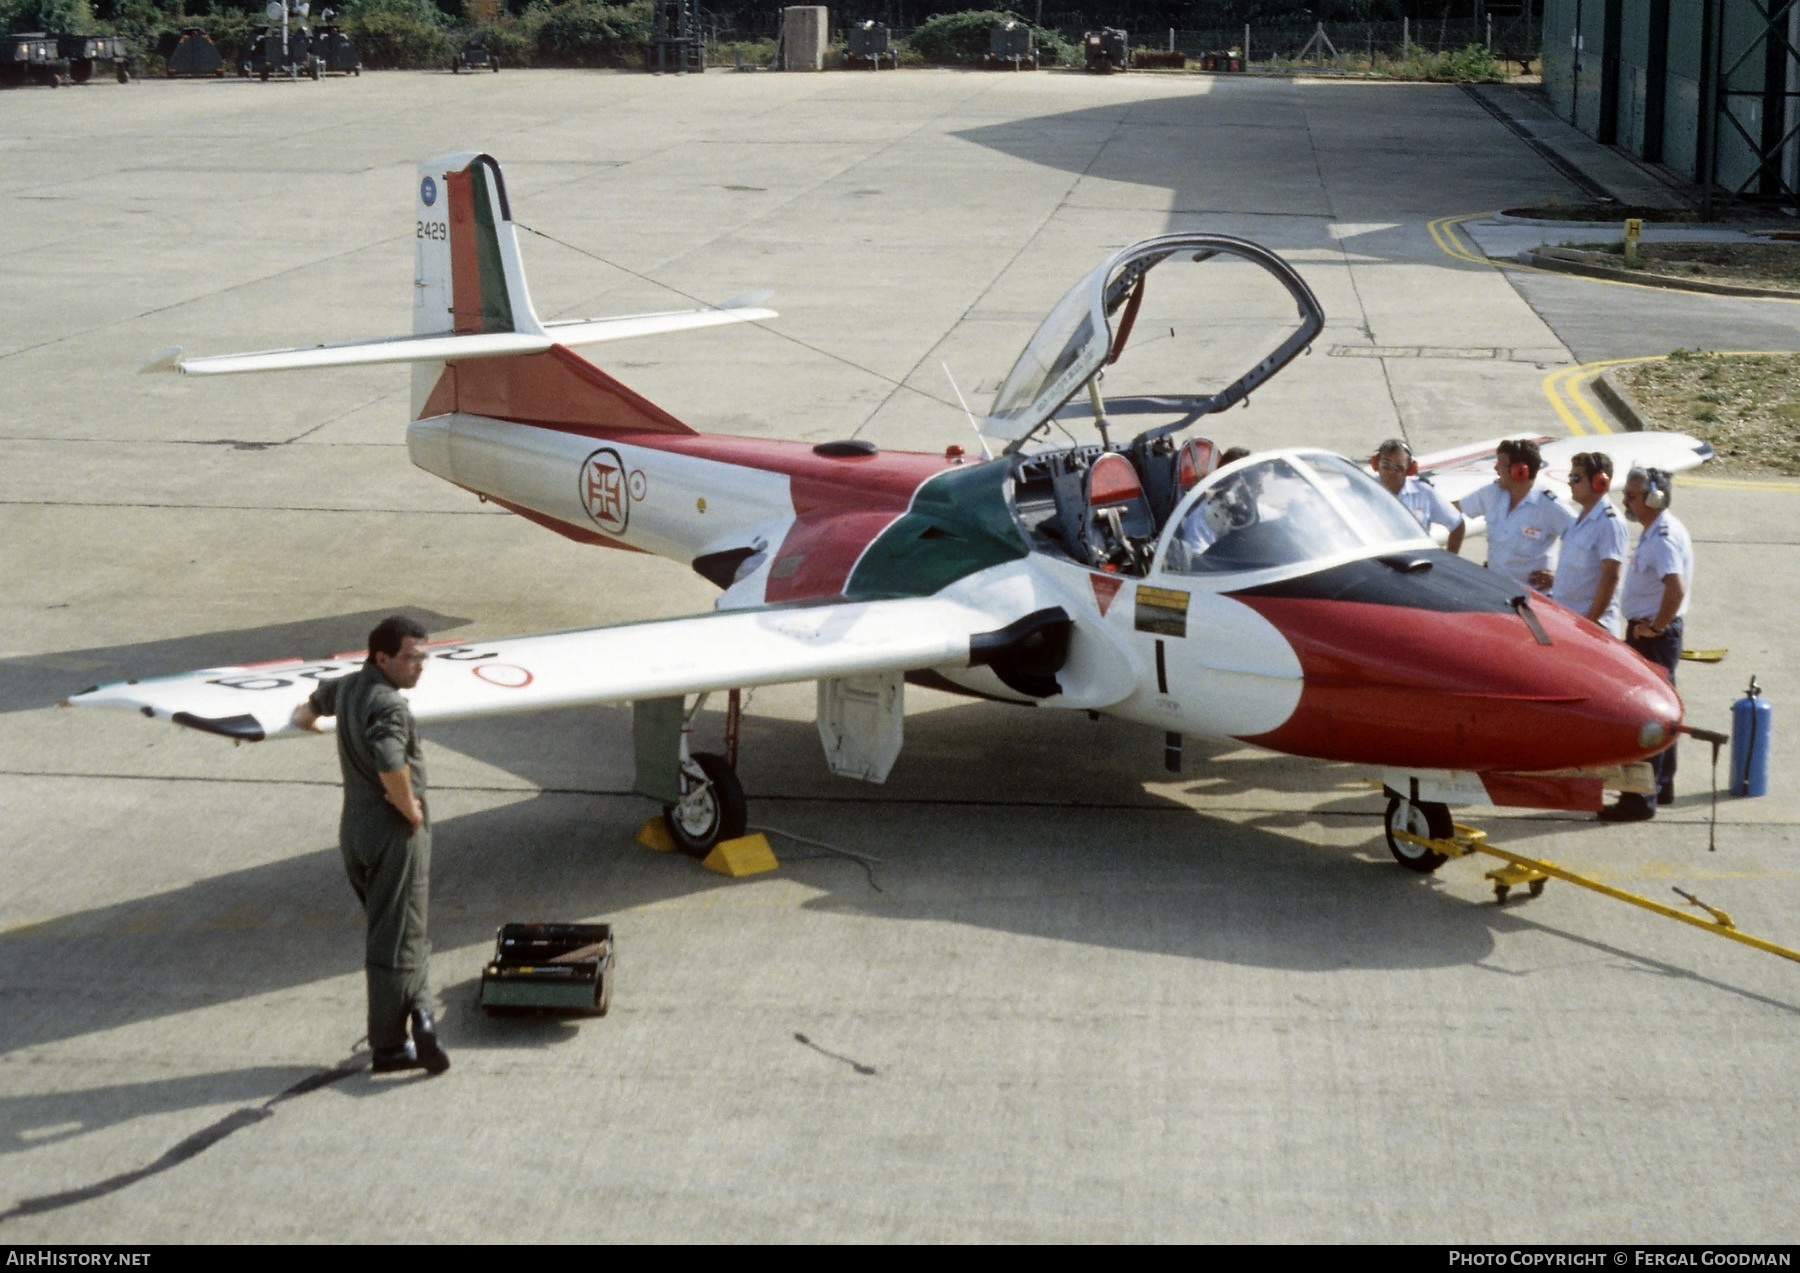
[1730,675,1772,797]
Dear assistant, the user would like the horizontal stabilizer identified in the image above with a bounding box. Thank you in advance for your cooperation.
[66,595,1017,743]
[143,304,775,377]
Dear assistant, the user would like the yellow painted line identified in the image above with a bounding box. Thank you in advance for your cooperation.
[1683,473,1800,493]
[1542,354,1666,436]
[1543,351,1800,491]
[1425,212,1800,302]
[1425,213,1491,265]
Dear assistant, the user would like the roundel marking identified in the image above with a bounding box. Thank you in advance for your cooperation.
[580,447,630,535]
[472,663,533,689]
[420,176,437,207]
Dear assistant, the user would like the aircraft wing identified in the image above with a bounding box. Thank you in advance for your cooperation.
[66,596,1022,743]
[141,300,776,377]
[1414,432,1714,506]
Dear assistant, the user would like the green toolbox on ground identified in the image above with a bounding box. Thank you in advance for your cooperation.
[478,922,614,1016]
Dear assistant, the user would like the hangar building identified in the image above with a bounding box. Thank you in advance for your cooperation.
[1541,0,1799,210]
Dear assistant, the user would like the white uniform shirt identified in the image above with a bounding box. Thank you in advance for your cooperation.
[1459,483,1577,591]
[1620,510,1694,623]
[1395,475,1463,537]
[1551,499,1629,634]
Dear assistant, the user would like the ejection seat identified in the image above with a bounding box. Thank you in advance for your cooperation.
[1174,437,1219,495]
[1078,452,1156,574]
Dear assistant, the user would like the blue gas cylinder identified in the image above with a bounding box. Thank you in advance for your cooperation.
[1730,676,1772,798]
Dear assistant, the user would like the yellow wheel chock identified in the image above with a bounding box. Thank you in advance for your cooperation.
[1391,823,1800,965]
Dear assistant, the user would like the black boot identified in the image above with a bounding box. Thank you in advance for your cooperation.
[371,1042,422,1074]
[411,1007,451,1075]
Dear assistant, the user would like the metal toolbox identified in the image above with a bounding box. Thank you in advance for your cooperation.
[478,922,614,1016]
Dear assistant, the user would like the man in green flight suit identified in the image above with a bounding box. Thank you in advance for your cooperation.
[293,615,449,1075]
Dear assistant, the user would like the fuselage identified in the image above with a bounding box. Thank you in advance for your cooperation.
[406,384,1683,781]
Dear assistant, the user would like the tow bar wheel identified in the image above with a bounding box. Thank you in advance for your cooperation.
[664,751,747,857]
[1385,795,1452,873]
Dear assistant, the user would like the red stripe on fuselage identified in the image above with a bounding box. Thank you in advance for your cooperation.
[1235,594,1682,771]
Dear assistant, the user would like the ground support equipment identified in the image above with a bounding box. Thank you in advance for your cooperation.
[57,34,130,82]
[478,922,614,1015]
[164,27,225,77]
[1391,822,1800,965]
[1,34,66,87]
[452,39,498,72]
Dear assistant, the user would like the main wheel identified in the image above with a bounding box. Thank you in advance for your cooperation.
[663,751,747,857]
[70,57,93,84]
[117,61,131,83]
[1384,795,1453,873]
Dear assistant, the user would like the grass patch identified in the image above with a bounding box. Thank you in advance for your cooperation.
[1569,240,1800,291]
[1619,350,1800,475]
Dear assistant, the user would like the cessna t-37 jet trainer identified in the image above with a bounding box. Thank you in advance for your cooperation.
[74,153,1714,867]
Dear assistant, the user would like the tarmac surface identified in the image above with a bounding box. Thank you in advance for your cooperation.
[1,69,1796,1243]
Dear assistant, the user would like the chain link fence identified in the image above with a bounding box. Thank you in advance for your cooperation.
[703,13,1541,71]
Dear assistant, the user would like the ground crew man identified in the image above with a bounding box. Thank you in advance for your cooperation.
[1600,467,1694,823]
[293,615,449,1074]
[1455,438,1574,592]
[1372,438,1465,553]
[1539,451,1629,635]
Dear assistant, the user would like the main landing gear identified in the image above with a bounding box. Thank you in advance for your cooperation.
[661,689,747,857]
[665,750,746,856]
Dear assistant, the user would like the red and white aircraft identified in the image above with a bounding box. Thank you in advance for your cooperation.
[74,153,1712,866]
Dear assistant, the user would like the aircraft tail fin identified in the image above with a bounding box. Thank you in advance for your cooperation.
[141,152,774,425]
[414,152,543,341]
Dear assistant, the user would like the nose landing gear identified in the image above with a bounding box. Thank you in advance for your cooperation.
[1383,794,1452,873]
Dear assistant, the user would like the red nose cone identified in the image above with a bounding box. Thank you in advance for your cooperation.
[1237,594,1683,772]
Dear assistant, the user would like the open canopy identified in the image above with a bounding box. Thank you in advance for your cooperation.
[981,234,1325,450]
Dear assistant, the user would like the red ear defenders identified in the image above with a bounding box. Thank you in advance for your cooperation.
[1509,461,1531,484]
[1589,469,1610,495]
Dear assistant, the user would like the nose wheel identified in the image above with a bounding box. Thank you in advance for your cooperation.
[1384,795,1453,873]
[663,751,746,857]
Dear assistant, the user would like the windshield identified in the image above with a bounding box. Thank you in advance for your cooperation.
[984,262,1107,439]
[1163,453,1429,575]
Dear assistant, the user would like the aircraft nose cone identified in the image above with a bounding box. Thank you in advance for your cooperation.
[1235,577,1686,773]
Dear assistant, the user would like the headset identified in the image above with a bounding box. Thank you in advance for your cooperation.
[1572,452,1612,495]
[1370,440,1417,477]
[1627,466,1671,509]
[1509,460,1531,484]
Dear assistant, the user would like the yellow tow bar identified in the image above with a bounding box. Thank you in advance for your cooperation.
[1393,824,1800,965]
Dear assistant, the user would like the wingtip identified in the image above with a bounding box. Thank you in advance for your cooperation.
[721,288,775,310]
[140,346,185,375]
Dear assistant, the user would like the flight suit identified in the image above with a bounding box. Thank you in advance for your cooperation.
[307,662,432,1050]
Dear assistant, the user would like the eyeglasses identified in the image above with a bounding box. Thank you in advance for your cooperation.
[1568,471,1588,484]
[1376,462,1409,473]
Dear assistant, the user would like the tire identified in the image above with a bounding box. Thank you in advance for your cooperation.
[1384,795,1452,873]
[70,58,92,84]
[492,58,500,72]
[259,65,269,81]
[37,66,59,87]
[452,60,460,72]
[117,62,131,83]
[663,751,747,857]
